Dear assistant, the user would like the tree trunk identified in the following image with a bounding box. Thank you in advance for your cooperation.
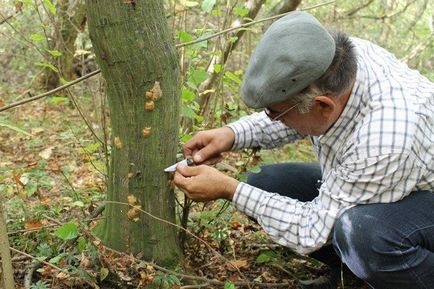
[0,195,15,289]
[37,0,87,89]
[86,0,182,266]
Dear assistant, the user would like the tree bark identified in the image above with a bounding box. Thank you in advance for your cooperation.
[0,195,15,289]
[86,0,182,265]
[37,0,87,89]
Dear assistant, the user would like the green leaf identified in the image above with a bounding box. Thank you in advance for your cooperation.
[189,69,208,87]
[54,223,78,240]
[239,173,247,182]
[224,281,236,289]
[25,182,38,197]
[180,134,193,143]
[182,88,196,102]
[42,0,56,14]
[49,96,68,104]
[214,64,222,73]
[249,166,261,174]
[201,0,216,13]
[35,62,58,72]
[167,275,181,285]
[100,268,109,281]
[234,7,249,17]
[181,106,198,119]
[224,71,242,84]
[83,142,102,153]
[178,31,193,43]
[30,34,45,42]
[49,254,64,264]
[47,50,62,57]
[256,250,276,264]
[78,237,87,253]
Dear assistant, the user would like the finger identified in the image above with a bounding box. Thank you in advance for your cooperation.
[193,144,219,164]
[173,171,188,189]
[183,138,203,158]
[176,164,203,177]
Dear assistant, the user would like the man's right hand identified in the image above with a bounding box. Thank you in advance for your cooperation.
[183,127,235,165]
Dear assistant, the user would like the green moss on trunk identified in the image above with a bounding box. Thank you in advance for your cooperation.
[86,0,182,265]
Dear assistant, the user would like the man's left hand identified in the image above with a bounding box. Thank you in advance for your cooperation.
[174,165,239,202]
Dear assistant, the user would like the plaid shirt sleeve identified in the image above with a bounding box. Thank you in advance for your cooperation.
[232,151,424,255]
[229,37,434,254]
[226,111,304,151]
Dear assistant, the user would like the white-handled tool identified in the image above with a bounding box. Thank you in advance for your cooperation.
[164,159,195,172]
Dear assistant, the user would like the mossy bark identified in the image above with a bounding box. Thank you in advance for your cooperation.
[86,0,181,265]
[37,0,87,89]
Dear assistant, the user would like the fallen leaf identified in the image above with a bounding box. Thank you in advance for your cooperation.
[24,219,43,230]
[39,146,54,159]
[228,259,249,270]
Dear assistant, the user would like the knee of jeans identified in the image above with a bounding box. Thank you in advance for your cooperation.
[332,209,405,282]
[246,167,268,187]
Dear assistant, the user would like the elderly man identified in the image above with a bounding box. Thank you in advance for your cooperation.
[174,11,434,289]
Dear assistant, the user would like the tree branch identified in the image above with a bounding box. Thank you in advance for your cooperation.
[1,0,335,113]
[0,69,101,112]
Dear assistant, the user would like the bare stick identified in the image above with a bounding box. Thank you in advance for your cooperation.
[1,0,335,113]
[105,200,251,287]
[0,69,101,112]
[0,197,15,289]
[103,245,292,288]
[176,0,335,48]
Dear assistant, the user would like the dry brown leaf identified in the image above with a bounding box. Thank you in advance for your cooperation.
[39,146,54,159]
[24,219,43,230]
[228,259,249,270]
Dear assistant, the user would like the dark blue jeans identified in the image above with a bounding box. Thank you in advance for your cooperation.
[247,162,434,289]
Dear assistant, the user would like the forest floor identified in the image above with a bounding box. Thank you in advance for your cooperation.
[0,91,367,289]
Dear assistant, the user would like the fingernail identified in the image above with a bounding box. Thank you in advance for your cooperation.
[194,154,202,163]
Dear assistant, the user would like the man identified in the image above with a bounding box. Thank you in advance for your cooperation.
[174,11,434,289]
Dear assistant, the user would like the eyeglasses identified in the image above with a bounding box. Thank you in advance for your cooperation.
[264,102,299,121]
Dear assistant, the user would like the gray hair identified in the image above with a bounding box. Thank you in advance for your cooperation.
[293,30,357,113]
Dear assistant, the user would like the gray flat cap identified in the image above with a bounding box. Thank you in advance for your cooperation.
[241,11,335,108]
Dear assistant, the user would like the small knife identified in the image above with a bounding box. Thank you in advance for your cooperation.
[164,159,195,172]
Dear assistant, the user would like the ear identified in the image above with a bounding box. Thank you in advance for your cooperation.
[314,95,337,119]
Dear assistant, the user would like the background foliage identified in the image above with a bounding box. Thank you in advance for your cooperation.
[1,0,433,288]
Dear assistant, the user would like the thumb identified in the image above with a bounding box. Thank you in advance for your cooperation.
[194,144,218,164]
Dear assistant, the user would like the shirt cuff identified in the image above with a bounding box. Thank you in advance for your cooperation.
[226,122,247,151]
[232,182,271,220]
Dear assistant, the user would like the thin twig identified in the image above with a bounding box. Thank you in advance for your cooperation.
[103,245,292,288]
[0,69,101,112]
[7,217,105,236]
[1,0,335,113]
[66,88,104,145]
[10,247,100,289]
[105,200,251,287]
[176,0,335,48]
[24,261,41,289]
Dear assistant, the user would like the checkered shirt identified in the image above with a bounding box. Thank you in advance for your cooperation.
[227,37,434,255]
